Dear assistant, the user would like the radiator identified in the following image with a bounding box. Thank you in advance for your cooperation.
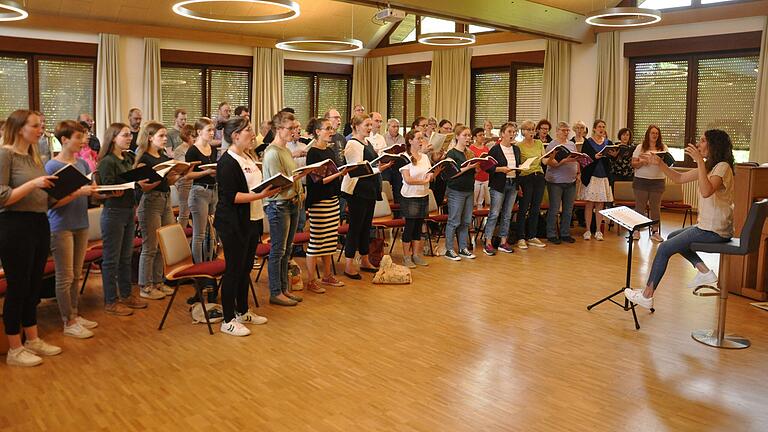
[669,168,699,211]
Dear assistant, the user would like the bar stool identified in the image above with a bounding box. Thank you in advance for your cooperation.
[689,198,768,349]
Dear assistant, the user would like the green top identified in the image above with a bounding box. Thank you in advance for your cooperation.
[262,143,300,202]
[518,139,545,176]
[446,148,474,192]
[97,153,135,208]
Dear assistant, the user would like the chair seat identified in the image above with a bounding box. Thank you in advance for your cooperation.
[662,202,692,209]
[691,239,745,255]
[173,259,226,279]
[84,248,103,263]
[293,231,311,244]
[338,224,350,235]
[44,259,55,276]
[473,209,489,217]
[428,214,449,223]
[0,278,6,296]
[573,200,587,208]
[92,237,143,250]
[614,200,635,207]
[183,226,193,237]
[374,218,406,228]
[256,242,271,257]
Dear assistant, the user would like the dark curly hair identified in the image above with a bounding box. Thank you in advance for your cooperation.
[703,129,735,173]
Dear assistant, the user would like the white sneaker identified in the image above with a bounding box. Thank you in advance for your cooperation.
[235,310,268,325]
[140,286,166,300]
[583,231,592,241]
[624,288,653,310]
[595,231,604,241]
[527,238,547,248]
[63,322,94,339]
[220,319,251,336]
[516,239,529,250]
[24,338,62,356]
[458,248,476,259]
[687,270,718,289]
[75,316,98,329]
[6,346,43,367]
[156,284,175,295]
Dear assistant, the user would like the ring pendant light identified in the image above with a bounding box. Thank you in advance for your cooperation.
[418,32,476,46]
[0,0,28,22]
[172,0,300,24]
[275,37,363,53]
[585,7,661,27]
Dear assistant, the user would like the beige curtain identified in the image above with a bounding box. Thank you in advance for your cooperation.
[351,57,388,116]
[542,39,571,124]
[252,47,284,124]
[750,18,768,163]
[142,38,162,123]
[95,33,121,141]
[594,31,622,140]
[429,47,471,125]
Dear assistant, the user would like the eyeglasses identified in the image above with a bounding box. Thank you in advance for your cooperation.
[417,123,427,128]
[322,126,335,131]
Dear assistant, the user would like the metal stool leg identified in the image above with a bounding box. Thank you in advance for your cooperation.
[691,287,750,349]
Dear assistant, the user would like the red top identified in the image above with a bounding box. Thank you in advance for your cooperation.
[469,144,490,182]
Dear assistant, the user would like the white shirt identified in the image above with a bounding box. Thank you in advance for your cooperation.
[399,154,431,198]
[500,143,517,178]
[633,144,668,180]
[368,132,388,155]
[341,138,382,195]
[697,162,734,238]
[227,148,264,221]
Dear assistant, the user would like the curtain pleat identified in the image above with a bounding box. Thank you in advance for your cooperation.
[429,47,471,125]
[95,33,121,141]
[351,56,388,115]
[594,31,622,140]
[253,47,284,124]
[142,38,162,123]
[542,39,571,124]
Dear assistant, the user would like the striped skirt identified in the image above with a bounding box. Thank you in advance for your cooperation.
[307,197,340,257]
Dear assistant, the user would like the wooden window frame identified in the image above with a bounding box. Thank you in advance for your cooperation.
[378,15,498,49]
[469,62,544,129]
[161,62,252,118]
[633,0,758,12]
[387,72,430,128]
[283,70,352,120]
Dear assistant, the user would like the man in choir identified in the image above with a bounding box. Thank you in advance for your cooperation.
[128,108,142,151]
[385,119,405,147]
[368,112,387,155]
[78,113,100,152]
[37,113,61,164]
[343,104,365,137]
[324,108,347,166]
[212,101,231,148]
[165,109,187,152]
[234,106,250,121]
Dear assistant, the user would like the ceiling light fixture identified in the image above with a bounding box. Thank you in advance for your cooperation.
[585,7,661,27]
[0,0,28,22]
[275,37,363,53]
[172,0,300,24]
[418,32,476,46]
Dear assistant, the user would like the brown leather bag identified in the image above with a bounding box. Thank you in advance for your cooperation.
[368,237,385,267]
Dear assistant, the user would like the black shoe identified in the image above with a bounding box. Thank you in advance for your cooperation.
[344,271,362,280]
[292,249,306,258]
[269,295,298,306]
[548,237,562,245]
[561,236,576,243]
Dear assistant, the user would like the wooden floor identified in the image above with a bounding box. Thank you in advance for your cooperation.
[2,213,768,432]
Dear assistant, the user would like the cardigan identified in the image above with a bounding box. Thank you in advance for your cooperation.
[214,151,253,236]
[485,143,522,193]
[580,137,614,187]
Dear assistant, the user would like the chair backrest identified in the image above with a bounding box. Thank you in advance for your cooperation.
[484,187,490,207]
[87,207,103,242]
[170,185,180,207]
[373,192,392,218]
[613,181,634,201]
[382,181,394,202]
[427,190,438,213]
[661,183,684,202]
[156,224,193,276]
[738,199,768,254]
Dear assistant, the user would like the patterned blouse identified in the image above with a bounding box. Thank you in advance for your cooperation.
[611,143,636,181]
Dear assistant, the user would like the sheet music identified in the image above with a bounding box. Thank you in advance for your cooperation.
[599,206,654,231]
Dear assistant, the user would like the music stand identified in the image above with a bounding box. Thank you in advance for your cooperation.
[587,206,657,330]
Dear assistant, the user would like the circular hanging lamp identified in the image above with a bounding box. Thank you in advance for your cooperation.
[0,0,28,22]
[275,37,363,53]
[172,0,300,24]
[418,32,476,47]
[585,7,661,27]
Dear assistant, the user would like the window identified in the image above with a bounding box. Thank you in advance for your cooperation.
[640,0,745,9]
[283,72,351,129]
[421,17,455,34]
[160,64,251,125]
[629,53,758,162]
[382,15,495,48]
[389,14,416,44]
[470,65,544,132]
[0,54,95,127]
[387,74,430,132]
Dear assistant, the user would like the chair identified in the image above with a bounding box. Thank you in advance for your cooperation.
[661,183,694,228]
[79,207,104,294]
[472,187,491,244]
[372,192,406,254]
[156,224,226,335]
[689,198,768,349]
[425,190,447,255]
[382,180,401,214]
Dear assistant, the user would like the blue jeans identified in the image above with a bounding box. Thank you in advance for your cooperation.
[100,207,135,304]
[647,226,730,290]
[265,199,299,296]
[445,188,473,252]
[138,191,174,287]
[189,184,218,263]
[485,180,518,240]
[516,173,546,240]
[176,179,192,228]
[546,181,576,238]
[51,228,88,323]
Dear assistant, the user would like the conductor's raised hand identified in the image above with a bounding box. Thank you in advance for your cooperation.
[685,143,704,164]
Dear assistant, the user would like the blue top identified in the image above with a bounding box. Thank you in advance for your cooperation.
[587,137,610,178]
[45,158,90,232]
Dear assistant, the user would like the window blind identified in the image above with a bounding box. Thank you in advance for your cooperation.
[0,56,29,120]
[632,60,688,149]
[473,70,510,129]
[284,74,313,127]
[514,67,543,124]
[209,69,250,117]
[388,78,404,126]
[37,59,94,128]
[317,76,350,127]
[696,55,758,152]
[161,66,203,126]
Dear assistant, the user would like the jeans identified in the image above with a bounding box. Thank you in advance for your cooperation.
[189,184,218,263]
[445,188,473,252]
[219,220,261,321]
[546,181,576,238]
[100,207,135,304]
[51,228,88,323]
[176,179,192,228]
[647,226,730,290]
[485,180,518,240]
[473,180,489,209]
[516,173,546,240]
[0,212,49,335]
[265,199,299,296]
[138,191,174,287]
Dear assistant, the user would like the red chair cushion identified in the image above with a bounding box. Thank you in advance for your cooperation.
[375,218,406,228]
[183,226,193,237]
[174,260,226,278]
[293,231,311,244]
[662,202,692,209]
[256,242,271,257]
[614,200,635,207]
[473,209,489,217]
[573,201,587,208]
[428,214,449,223]
[84,248,102,263]
[0,278,6,296]
[44,259,55,276]
[338,224,350,234]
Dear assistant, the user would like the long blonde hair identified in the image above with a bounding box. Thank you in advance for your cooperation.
[3,110,43,167]
[134,121,166,167]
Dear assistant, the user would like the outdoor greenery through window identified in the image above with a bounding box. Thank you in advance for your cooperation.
[387,74,430,134]
[161,65,250,125]
[0,56,30,119]
[471,65,544,135]
[283,72,351,129]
